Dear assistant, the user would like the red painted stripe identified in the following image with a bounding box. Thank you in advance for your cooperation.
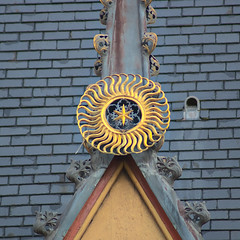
[125,155,182,240]
[64,154,182,240]
[64,156,122,240]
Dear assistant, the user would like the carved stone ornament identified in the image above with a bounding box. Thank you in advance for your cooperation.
[77,73,170,155]
[155,156,182,186]
[94,57,102,77]
[93,34,109,55]
[146,5,157,25]
[142,32,158,55]
[100,0,113,7]
[33,211,58,237]
[85,141,113,169]
[150,54,160,76]
[184,201,211,233]
[66,159,92,189]
[141,0,152,7]
[152,133,165,152]
[100,7,108,25]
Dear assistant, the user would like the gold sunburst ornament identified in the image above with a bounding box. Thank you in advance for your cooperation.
[77,73,170,155]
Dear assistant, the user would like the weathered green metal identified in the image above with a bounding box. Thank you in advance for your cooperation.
[102,0,149,77]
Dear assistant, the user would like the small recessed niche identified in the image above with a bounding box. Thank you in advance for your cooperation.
[183,96,200,120]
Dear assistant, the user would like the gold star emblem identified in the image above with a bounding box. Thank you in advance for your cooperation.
[114,104,133,126]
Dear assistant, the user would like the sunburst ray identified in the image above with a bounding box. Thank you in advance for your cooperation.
[146,118,169,131]
[77,117,101,125]
[108,76,116,95]
[125,74,136,95]
[78,114,98,121]
[114,74,122,95]
[145,101,168,108]
[134,77,149,95]
[130,133,138,152]
[81,94,103,107]
[138,82,156,99]
[83,123,105,138]
[85,126,105,141]
[98,131,113,149]
[135,131,145,151]
[120,74,129,94]
[98,80,111,97]
[92,130,109,146]
[103,133,118,152]
[110,136,122,153]
[80,99,100,110]
[116,134,127,154]
[105,133,118,152]
[130,75,143,97]
[78,106,100,115]
[124,134,133,154]
[86,88,105,103]
[141,123,160,137]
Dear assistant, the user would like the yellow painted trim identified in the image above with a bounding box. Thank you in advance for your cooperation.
[73,161,124,240]
[123,161,174,240]
[74,160,174,240]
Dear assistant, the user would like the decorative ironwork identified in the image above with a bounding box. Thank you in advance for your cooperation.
[155,156,182,186]
[146,5,157,25]
[77,73,170,155]
[185,202,211,233]
[66,159,92,189]
[100,7,108,25]
[33,211,58,237]
[106,98,141,130]
[94,57,102,77]
[93,34,109,55]
[142,32,158,55]
[150,55,160,76]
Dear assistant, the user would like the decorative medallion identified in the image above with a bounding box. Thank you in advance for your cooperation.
[77,74,170,155]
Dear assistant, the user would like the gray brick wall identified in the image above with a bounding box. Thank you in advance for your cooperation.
[0,0,239,239]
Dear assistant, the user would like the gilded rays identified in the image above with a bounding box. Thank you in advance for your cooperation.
[77,74,170,155]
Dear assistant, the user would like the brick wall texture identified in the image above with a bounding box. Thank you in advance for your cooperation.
[0,0,239,239]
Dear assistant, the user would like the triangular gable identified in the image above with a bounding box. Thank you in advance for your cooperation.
[63,155,182,240]
[47,155,204,240]
[80,170,167,240]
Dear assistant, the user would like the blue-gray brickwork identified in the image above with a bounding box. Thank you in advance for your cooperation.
[0,0,239,239]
